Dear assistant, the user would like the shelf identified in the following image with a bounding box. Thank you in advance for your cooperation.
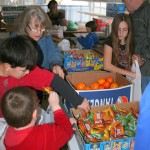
[76,11,113,18]
[91,0,122,2]
[73,0,122,3]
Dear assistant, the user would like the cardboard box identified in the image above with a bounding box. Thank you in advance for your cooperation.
[70,101,139,150]
[63,50,103,73]
[66,72,133,107]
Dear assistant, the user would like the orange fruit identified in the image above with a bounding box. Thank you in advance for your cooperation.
[110,83,119,88]
[119,85,124,87]
[85,86,91,90]
[103,81,111,89]
[99,85,104,89]
[98,78,106,85]
[90,82,99,90]
[76,82,86,90]
[106,76,114,84]
[110,82,119,89]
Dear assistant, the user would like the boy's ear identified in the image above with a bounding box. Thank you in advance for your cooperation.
[32,109,38,121]
[4,63,12,71]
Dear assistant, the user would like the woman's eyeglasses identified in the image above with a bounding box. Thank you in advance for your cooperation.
[28,25,45,33]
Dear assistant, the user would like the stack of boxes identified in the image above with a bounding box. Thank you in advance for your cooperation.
[2,6,26,25]
[65,71,135,150]
[106,3,127,17]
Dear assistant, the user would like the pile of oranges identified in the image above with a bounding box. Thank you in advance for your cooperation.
[76,76,119,90]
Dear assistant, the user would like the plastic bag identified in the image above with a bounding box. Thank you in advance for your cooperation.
[57,26,67,38]
[52,25,67,38]
[36,107,54,124]
[127,60,142,101]
[58,39,70,51]
[67,21,78,31]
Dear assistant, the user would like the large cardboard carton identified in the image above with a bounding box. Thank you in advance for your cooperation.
[70,101,139,150]
[66,71,133,107]
[63,50,103,73]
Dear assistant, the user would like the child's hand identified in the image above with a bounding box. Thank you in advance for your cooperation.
[132,54,139,62]
[77,98,90,112]
[132,54,145,66]
[131,72,136,79]
[48,91,61,111]
[70,118,77,130]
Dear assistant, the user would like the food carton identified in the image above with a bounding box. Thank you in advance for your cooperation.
[66,72,133,108]
[70,101,139,150]
[63,50,103,73]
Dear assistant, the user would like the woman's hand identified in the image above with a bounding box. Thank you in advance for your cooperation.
[52,65,65,79]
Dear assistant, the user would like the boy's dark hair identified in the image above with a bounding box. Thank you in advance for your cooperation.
[47,0,58,9]
[85,21,97,32]
[0,35,38,70]
[1,86,38,128]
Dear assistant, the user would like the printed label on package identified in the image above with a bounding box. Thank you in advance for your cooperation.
[78,86,131,106]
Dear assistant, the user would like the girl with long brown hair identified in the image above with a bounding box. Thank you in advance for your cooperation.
[104,13,136,78]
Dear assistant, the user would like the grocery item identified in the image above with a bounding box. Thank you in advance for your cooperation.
[75,106,138,143]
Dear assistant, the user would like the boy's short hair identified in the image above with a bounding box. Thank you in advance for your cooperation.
[1,86,38,128]
[0,35,38,70]
[85,21,97,32]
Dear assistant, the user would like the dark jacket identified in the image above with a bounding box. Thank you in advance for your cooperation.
[47,11,65,26]
[131,1,150,76]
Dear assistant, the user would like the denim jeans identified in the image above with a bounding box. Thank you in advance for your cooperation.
[141,76,150,93]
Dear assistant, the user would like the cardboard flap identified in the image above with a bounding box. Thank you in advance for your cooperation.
[66,71,131,87]
[71,101,139,117]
